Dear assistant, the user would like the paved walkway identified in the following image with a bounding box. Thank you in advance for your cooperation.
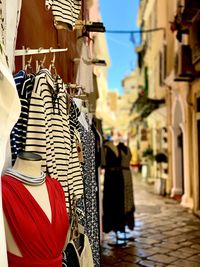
[101,175,200,267]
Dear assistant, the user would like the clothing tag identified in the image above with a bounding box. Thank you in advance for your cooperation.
[76,142,84,163]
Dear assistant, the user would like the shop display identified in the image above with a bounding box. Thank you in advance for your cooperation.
[0,1,103,266]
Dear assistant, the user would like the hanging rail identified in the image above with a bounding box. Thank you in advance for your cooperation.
[14,47,68,56]
[14,47,68,71]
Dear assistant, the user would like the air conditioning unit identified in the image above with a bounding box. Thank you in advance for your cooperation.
[174,44,196,81]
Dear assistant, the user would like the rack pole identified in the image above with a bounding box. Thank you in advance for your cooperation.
[14,47,68,56]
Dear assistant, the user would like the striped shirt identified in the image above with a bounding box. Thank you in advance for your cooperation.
[45,0,82,30]
[25,69,83,210]
[11,71,35,165]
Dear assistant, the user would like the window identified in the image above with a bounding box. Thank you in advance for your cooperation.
[141,128,147,141]
[159,45,167,86]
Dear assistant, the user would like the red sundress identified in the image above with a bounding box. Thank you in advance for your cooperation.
[2,175,69,267]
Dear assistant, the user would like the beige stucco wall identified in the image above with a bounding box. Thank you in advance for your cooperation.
[137,0,199,209]
[165,0,177,77]
[191,78,200,214]
[165,69,194,208]
[142,0,167,100]
[138,0,168,183]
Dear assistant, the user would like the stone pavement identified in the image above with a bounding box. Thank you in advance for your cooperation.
[101,176,200,267]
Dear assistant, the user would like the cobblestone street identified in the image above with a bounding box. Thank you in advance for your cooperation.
[101,176,200,267]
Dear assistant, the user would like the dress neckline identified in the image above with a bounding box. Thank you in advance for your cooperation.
[8,175,53,225]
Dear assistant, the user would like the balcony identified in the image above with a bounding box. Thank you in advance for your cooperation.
[174,44,199,82]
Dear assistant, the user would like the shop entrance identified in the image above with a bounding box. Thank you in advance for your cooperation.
[177,127,184,196]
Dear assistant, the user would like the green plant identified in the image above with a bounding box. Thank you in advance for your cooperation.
[142,147,154,161]
[142,147,153,157]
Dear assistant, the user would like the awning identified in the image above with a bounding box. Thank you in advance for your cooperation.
[131,94,165,118]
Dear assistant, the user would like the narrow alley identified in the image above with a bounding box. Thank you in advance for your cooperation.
[101,175,200,267]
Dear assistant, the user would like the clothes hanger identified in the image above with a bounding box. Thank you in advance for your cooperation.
[74,86,89,100]
[24,55,33,73]
[66,83,82,97]
[36,49,46,72]
[77,30,94,42]
[81,99,89,113]
[49,51,57,78]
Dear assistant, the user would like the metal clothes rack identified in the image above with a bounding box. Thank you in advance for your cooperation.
[15,47,68,56]
[14,47,68,70]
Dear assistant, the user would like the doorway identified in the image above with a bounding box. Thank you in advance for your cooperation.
[177,127,184,195]
[172,100,184,197]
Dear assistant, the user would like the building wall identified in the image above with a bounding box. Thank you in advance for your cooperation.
[191,78,200,214]
[165,0,176,76]
[142,0,167,100]
[15,0,80,83]
[137,0,169,183]
[188,3,200,214]
[137,0,200,209]
[166,0,200,210]
[165,67,193,207]
[164,0,177,195]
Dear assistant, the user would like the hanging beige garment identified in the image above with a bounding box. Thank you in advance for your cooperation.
[76,43,94,94]
[0,40,21,267]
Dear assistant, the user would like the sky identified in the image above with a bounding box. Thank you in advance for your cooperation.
[99,0,140,95]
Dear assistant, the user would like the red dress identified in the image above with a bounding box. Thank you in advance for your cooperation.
[2,175,69,267]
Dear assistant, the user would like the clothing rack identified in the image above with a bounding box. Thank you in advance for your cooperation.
[14,47,68,56]
[15,47,68,70]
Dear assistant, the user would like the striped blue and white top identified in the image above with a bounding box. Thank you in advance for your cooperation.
[45,0,82,30]
[25,69,83,210]
[11,71,35,165]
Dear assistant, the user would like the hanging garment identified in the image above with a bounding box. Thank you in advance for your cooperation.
[25,69,83,211]
[45,0,82,31]
[102,141,125,233]
[76,43,94,94]
[68,100,85,218]
[91,120,103,240]
[118,142,135,230]
[92,118,105,169]
[62,234,94,267]
[2,175,69,267]
[91,123,102,171]
[0,39,21,173]
[11,71,35,165]
[1,0,22,70]
[77,116,100,267]
[0,39,21,267]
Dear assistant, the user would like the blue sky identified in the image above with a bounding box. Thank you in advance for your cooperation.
[99,0,140,95]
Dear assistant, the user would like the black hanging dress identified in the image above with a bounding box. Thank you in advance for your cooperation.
[118,142,135,230]
[102,141,125,233]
